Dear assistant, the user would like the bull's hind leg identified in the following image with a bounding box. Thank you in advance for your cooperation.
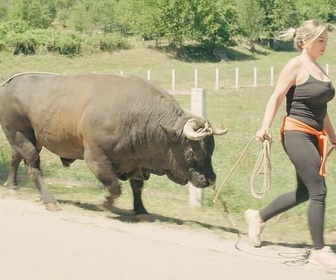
[3,147,22,194]
[13,132,60,211]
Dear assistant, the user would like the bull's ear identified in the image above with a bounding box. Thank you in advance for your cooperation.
[160,124,181,144]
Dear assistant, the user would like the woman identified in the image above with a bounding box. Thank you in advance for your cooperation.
[245,19,336,271]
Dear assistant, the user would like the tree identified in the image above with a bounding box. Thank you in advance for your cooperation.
[66,0,118,33]
[0,0,11,22]
[295,0,333,22]
[256,0,299,48]
[115,0,164,37]
[54,0,77,28]
[272,0,299,32]
[236,0,265,51]
[158,0,192,48]
[188,0,238,50]
[9,0,57,29]
[126,0,238,50]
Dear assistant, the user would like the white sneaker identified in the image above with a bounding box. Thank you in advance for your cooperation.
[244,209,265,247]
[309,246,336,273]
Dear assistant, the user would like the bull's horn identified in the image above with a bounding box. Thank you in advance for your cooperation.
[212,126,228,135]
[183,118,211,141]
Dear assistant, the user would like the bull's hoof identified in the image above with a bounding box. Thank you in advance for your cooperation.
[7,188,21,196]
[45,202,62,211]
[96,202,110,212]
[105,195,116,204]
[3,180,17,188]
[96,197,115,212]
[96,197,113,212]
[134,214,153,222]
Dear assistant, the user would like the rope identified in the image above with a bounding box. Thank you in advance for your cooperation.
[213,133,273,206]
[212,133,273,230]
[250,131,272,199]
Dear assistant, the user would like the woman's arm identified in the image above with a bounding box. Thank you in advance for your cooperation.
[256,58,298,141]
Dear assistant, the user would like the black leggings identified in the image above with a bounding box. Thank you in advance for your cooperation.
[259,130,326,249]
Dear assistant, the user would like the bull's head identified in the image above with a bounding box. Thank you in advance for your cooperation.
[160,118,227,188]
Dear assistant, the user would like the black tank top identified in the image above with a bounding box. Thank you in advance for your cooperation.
[286,75,335,130]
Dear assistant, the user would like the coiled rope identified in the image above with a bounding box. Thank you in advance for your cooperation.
[213,131,273,210]
[249,131,272,199]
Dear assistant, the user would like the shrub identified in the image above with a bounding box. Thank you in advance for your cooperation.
[45,31,82,56]
[0,20,30,34]
[82,34,131,54]
[4,29,82,56]
[1,28,131,56]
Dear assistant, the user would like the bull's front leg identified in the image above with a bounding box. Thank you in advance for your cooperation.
[13,132,60,211]
[130,179,148,215]
[83,147,121,207]
[130,179,150,222]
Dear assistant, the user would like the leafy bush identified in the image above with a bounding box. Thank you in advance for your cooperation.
[4,29,82,56]
[0,20,30,34]
[83,34,131,53]
[38,30,82,56]
[6,31,38,55]
[1,28,131,56]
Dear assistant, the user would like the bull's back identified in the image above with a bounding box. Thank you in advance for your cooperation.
[0,73,177,159]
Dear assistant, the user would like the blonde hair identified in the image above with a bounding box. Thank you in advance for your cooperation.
[280,20,328,51]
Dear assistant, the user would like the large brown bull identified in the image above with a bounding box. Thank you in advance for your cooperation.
[0,72,227,217]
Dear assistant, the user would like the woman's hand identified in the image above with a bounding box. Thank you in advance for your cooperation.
[256,128,271,142]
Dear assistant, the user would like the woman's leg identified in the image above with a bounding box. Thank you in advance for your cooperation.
[259,174,309,221]
[260,131,326,249]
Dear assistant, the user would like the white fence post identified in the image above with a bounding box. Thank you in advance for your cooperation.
[172,69,176,91]
[189,88,206,207]
[194,69,198,88]
[147,70,151,80]
[326,63,329,75]
[253,67,257,87]
[215,68,219,90]
[235,67,239,88]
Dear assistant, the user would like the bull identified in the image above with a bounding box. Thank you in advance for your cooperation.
[0,72,227,218]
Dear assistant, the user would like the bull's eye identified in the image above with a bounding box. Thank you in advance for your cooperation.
[186,150,195,159]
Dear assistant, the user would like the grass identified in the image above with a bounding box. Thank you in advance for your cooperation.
[1,34,336,246]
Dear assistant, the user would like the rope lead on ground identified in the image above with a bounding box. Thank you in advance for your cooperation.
[213,134,273,227]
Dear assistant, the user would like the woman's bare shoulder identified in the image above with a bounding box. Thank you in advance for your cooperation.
[284,56,302,69]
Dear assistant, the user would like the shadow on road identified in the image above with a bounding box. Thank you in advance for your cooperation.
[58,198,240,235]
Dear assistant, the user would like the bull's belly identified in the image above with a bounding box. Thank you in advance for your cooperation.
[44,145,84,159]
[34,120,84,159]
[36,136,84,159]
[43,143,84,159]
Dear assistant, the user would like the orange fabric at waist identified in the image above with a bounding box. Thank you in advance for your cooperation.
[279,116,328,177]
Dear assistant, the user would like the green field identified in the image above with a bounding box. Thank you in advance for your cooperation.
[1,34,336,246]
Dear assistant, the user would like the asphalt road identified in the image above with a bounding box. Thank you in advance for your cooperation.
[0,196,335,280]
